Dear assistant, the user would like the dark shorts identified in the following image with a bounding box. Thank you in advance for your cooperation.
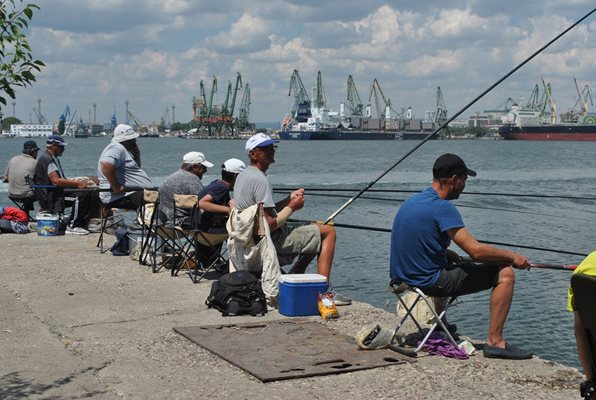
[421,262,501,297]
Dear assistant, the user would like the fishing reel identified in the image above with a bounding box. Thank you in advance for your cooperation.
[581,378,595,400]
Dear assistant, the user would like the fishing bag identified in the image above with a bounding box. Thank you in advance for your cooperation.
[206,270,267,317]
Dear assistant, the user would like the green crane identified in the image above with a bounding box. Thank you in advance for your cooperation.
[238,83,251,129]
[346,75,363,116]
[314,70,327,109]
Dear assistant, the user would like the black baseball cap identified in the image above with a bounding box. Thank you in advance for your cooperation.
[23,140,39,150]
[432,153,477,179]
[47,135,68,147]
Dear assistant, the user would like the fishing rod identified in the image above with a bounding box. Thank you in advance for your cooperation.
[274,188,596,202]
[321,7,596,225]
[288,218,588,257]
[530,263,577,271]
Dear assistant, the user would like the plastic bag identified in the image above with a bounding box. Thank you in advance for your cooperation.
[318,292,340,320]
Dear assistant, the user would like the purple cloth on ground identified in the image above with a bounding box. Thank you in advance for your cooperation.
[420,332,469,360]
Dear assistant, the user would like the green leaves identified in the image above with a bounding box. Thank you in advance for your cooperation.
[0,0,44,107]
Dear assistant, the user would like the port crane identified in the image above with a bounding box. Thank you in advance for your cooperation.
[434,86,448,127]
[344,75,364,116]
[541,77,557,124]
[237,83,251,130]
[572,76,593,121]
[367,79,397,119]
[314,71,327,109]
[58,105,77,136]
[286,69,310,126]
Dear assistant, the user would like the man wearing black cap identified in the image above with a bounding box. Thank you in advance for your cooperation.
[390,153,533,360]
[33,135,95,235]
[3,140,39,202]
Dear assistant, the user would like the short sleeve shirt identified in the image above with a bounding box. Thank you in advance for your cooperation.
[198,179,231,233]
[567,251,596,311]
[232,165,275,210]
[98,141,152,203]
[390,187,465,288]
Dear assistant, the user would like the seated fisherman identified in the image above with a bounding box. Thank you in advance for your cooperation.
[98,124,153,212]
[196,158,246,268]
[158,151,213,226]
[33,135,97,235]
[3,140,39,215]
[568,251,596,399]
[390,153,532,360]
[229,133,351,306]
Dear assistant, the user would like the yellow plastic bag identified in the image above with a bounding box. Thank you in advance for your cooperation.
[318,292,340,320]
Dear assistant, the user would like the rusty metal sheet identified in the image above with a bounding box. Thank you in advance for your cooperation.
[174,319,411,382]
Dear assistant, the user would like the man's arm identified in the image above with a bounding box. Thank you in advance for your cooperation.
[448,226,529,268]
[100,161,125,194]
[264,194,304,231]
[3,163,9,182]
[275,188,304,211]
[48,171,87,189]
[199,194,230,215]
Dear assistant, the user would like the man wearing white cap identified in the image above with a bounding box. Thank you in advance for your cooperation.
[98,124,153,209]
[231,133,351,305]
[196,158,246,270]
[158,151,214,226]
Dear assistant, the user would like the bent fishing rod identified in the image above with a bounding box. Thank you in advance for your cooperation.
[321,6,596,225]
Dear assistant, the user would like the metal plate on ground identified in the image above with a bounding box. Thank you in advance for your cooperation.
[174,319,411,382]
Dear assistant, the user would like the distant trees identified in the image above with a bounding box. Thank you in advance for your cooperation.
[2,115,21,130]
[0,1,45,108]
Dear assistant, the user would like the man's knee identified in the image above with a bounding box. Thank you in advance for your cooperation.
[498,266,515,286]
[318,224,336,241]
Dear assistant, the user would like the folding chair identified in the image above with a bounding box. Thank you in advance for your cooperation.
[138,190,159,266]
[570,273,596,398]
[168,194,201,277]
[8,195,36,221]
[389,280,459,356]
[189,230,228,283]
[97,194,141,254]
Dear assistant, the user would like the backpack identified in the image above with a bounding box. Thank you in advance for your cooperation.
[110,227,129,256]
[206,270,267,317]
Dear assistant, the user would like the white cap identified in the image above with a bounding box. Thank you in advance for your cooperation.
[112,124,140,143]
[245,133,279,153]
[183,151,214,167]
[222,158,246,173]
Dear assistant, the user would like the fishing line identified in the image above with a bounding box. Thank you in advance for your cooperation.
[320,6,596,224]
[288,218,588,257]
[275,190,592,220]
[274,187,596,202]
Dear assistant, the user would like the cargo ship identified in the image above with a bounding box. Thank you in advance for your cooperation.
[498,105,596,141]
[498,124,596,141]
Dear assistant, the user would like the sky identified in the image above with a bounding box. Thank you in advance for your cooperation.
[5,0,596,127]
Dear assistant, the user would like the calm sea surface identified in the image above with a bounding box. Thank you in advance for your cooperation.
[2,136,595,369]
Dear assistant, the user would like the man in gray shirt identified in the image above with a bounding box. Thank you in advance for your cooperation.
[234,133,351,305]
[158,151,213,226]
[98,124,153,210]
[3,140,39,199]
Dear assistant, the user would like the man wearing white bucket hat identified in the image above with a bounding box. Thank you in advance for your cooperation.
[98,124,153,210]
[158,151,214,226]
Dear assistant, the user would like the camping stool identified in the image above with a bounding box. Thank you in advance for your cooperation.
[570,273,596,387]
[388,280,459,356]
[8,195,37,221]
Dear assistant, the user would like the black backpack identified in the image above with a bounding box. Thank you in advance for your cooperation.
[206,270,267,317]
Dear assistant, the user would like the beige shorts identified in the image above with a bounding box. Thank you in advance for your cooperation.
[271,222,321,255]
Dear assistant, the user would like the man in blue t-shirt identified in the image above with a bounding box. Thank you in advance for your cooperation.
[390,153,532,360]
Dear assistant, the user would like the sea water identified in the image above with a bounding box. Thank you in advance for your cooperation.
[2,136,595,369]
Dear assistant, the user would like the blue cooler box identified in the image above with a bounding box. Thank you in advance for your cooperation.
[278,274,328,316]
[36,213,59,236]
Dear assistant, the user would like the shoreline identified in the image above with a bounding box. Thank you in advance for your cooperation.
[0,232,584,399]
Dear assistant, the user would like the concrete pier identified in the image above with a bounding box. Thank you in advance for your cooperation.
[0,233,583,399]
